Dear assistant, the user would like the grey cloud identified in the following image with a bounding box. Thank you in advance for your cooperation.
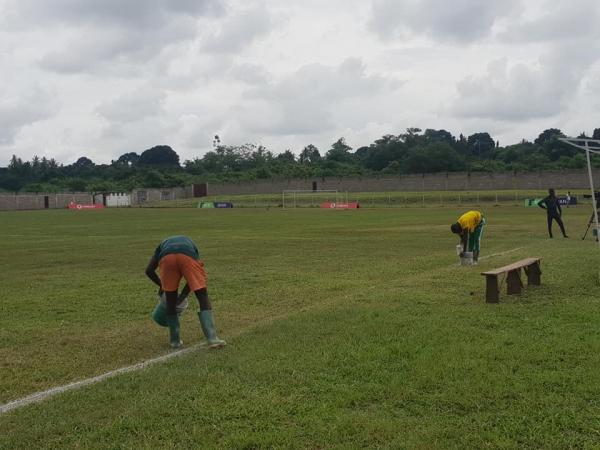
[501,0,600,43]
[369,0,520,42]
[96,86,166,123]
[39,17,197,74]
[451,43,599,120]
[8,0,225,73]
[0,87,57,145]
[12,0,223,28]
[228,63,271,85]
[241,58,398,135]
[201,6,275,53]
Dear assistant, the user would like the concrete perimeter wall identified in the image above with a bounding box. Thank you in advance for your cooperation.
[207,169,600,196]
[0,186,192,211]
[131,186,191,205]
[2,170,598,211]
[0,192,94,211]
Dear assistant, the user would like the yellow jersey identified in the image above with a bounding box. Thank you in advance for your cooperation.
[457,210,482,232]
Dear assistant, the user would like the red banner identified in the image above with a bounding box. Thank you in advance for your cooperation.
[320,202,360,209]
[68,201,105,210]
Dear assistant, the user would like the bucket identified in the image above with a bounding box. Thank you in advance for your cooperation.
[151,294,189,327]
[151,301,168,327]
[460,251,474,266]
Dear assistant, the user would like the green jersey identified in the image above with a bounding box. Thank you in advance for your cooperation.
[154,236,200,261]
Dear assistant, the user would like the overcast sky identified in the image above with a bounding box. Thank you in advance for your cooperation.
[1,0,599,166]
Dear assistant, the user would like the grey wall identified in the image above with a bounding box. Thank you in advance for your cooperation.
[206,169,600,196]
[2,170,597,211]
[0,193,94,211]
[130,187,190,205]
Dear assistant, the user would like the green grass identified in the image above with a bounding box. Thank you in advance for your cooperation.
[1,205,600,448]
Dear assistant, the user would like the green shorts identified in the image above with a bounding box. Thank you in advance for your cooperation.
[467,217,486,252]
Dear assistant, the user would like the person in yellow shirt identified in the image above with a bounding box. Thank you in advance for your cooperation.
[450,210,486,263]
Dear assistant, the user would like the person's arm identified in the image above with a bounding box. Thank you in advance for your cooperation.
[461,232,468,253]
[538,198,547,210]
[557,200,563,216]
[145,255,162,293]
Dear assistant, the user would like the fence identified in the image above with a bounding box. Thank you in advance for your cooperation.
[0,193,95,211]
[145,190,591,209]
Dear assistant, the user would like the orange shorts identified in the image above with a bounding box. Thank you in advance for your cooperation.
[159,254,207,292]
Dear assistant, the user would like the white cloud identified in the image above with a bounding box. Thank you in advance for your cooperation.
[501,0,600,43]
[201,5,276,53]
[1,0,600,166]
[96,86,166,123]
[451,41,600,121]
[0,86,57,145]
[4,0,225,74]
[239,58,400,136]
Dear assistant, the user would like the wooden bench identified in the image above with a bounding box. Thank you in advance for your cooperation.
[481,258,541,303]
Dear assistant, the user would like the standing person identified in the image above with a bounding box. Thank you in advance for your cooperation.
[450,210,486,263]
[566,191,571,208]
[538,188,568,238]
[145,235,226,349]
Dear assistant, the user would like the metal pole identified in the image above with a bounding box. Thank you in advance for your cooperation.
[585,145,600,251]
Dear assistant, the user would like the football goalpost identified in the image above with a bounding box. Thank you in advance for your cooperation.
[282,190,346,208]
[559,137,600,252]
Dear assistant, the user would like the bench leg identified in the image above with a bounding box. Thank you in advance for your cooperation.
[506,269,522,295]
[485,275,499,303]
[525,261,541,286]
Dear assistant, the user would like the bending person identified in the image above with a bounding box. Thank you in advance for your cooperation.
[450,210,486,263]
[145,235,226,349]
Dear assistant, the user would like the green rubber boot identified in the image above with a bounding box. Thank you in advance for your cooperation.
[198,310,226,349]
[165,314,183,349]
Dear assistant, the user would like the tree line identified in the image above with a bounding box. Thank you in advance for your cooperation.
[2,128,600,193]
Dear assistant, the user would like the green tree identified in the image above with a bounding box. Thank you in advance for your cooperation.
[404,142,466,173]
[534,128,564,146]
[467,133,495,158]
[138,146,180,168]
[113,152,140,166]
[299,144,321,164]
[325,137,353,163]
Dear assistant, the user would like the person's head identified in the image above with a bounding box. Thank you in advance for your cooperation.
[548,188,555,197]
[450,222,462,234]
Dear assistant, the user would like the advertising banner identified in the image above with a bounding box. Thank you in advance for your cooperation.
[68,201,105,210]
[320,202,360,209]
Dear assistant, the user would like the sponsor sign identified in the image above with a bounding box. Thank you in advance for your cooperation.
[320,202,360,209]
[68,201,105,210]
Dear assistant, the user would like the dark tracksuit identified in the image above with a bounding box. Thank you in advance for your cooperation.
[538,195,567,238]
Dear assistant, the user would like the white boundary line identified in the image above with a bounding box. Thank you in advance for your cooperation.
[0,344,205,415]
[479,247,524,260]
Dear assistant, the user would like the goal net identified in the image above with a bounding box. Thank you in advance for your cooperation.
[282,190,344,208]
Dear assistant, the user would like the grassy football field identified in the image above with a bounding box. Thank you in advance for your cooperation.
[1,204,600,449]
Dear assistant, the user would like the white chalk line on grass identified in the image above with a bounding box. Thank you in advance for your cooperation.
[0,344,205,415]
[444,247,524,269]
[479,247,524,261]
